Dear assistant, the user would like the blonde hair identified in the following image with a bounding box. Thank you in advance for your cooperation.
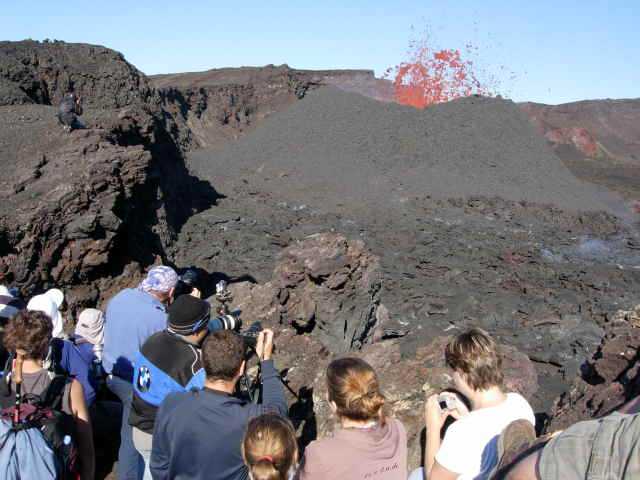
[242,414,298,480]
[327,357,386,423]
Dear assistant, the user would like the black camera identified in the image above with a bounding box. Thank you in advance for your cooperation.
[239,321,263,351]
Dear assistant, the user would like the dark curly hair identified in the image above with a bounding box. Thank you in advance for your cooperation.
[3,310,52,360]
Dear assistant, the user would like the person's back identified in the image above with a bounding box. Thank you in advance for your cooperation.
[299,357,407,480]
[302,417,407,479]
[6,367,73,414]
[154,388,264,479]
[130,296,210,434]
[50,337,96,406]
[418,328,536,480]
[102,287,168,381]
[151,329,287,480]
[57,92,82,130]
[0,310,94,479]
[58,93,76,114]
[435,392,534,478]
[503,397,640,480]
[102,266,177,480]
[129,295,210,478]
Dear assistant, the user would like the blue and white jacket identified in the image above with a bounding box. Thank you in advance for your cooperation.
[129,330,205,433]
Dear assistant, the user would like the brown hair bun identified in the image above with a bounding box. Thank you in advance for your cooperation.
[327,357,386,423]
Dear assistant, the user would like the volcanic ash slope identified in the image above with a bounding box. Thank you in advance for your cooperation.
[189,86,618,213]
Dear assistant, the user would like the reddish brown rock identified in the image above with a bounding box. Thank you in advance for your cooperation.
[225,233,382,352]
[546,304,640,431]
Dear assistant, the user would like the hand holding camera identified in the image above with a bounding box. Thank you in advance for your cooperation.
[437,391,469,420]
[255,329,274,361]
[425,390,470,432]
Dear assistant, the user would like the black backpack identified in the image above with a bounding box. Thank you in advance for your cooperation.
[0,361,79,479]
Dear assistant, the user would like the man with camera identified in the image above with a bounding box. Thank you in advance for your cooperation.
[150,328,287,480]
[129,294,211,479]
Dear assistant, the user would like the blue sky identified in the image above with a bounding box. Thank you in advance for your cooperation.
[3,1,638,104]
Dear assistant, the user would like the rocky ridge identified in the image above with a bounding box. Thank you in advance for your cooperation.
[152,65,391,151]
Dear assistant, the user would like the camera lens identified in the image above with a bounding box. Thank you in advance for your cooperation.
[208,314,240,333]
[221,314,237,330]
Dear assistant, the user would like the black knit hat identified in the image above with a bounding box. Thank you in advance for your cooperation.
[168,295,210,335]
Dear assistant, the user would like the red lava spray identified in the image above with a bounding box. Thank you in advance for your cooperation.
[386,32,501,109]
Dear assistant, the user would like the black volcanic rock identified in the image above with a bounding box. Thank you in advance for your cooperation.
[0,41,221,315]
[0,40,151,109]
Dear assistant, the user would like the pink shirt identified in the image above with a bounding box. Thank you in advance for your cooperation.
[299,418,407,480]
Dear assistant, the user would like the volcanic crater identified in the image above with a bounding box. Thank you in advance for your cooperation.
[1,40,640,473]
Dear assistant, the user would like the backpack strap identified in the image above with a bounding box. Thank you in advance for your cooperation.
[47,339,66,375]
[40,374,71,411]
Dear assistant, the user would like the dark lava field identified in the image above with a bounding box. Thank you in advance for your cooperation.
[177,87,640,414]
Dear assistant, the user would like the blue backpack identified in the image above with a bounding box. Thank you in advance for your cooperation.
[0,364,79,479]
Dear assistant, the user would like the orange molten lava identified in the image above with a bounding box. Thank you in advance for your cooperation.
[386,39,494,109]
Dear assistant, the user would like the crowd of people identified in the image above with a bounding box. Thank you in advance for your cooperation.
[0,265,638,479]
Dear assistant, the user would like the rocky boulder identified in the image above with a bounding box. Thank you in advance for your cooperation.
[225,232,382,352]
[0,104,166,312]
[545,304,640,431]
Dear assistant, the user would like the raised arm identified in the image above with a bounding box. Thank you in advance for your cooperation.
[255,329,287,416]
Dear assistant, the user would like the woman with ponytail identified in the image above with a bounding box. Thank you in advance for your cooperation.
[299,357,407,479]
[242,414,299,480]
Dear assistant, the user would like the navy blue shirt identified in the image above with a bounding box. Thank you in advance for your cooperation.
[51,338,95,406]
[102,288,168,381]
[151,359,288,480]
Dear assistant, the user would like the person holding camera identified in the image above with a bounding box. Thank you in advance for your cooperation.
[150,328,287,480]
[129,295,211,479]
[409,328,535,480]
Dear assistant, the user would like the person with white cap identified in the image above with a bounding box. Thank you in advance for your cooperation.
[102,265,179,480]
[73,308,105,363]
[26,287,96,407]
[26,288,66,339]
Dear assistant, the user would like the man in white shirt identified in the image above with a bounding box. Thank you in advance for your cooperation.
[410,328,535,480]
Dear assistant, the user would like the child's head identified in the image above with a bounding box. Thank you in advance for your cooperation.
[242,414,298,480]
[326,357,386,423]
[445,328,504,394]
